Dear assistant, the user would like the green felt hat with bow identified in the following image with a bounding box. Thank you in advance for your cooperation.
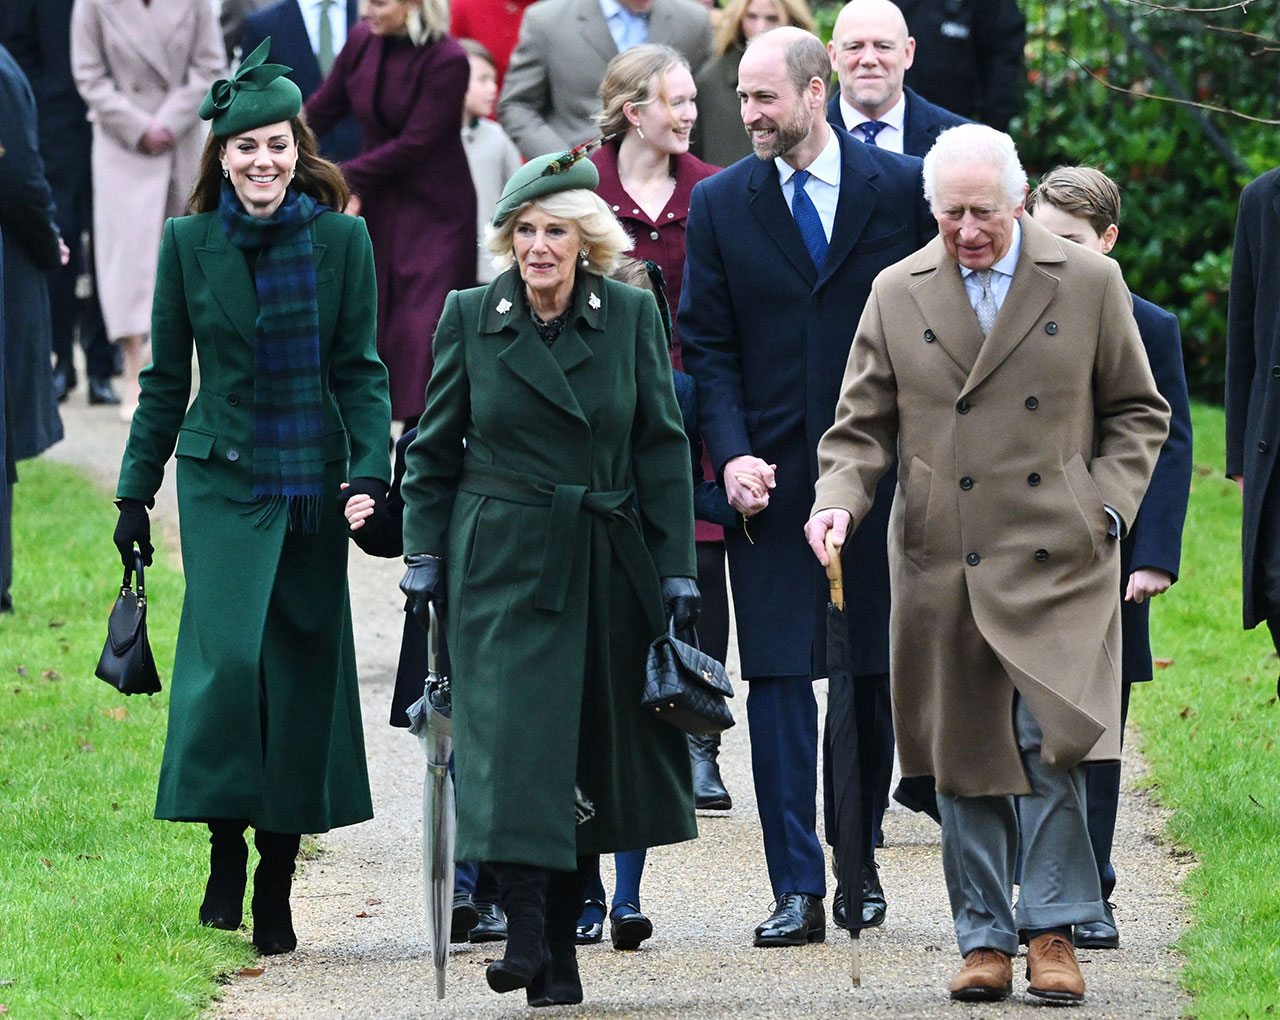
[199,37,302,137]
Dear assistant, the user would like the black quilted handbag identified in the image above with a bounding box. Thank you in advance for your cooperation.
[642,618,734,735]
[95,550,161,696]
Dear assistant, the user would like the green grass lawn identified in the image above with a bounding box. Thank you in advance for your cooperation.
[0,459,254,1020]
[1133,402,1280,1019]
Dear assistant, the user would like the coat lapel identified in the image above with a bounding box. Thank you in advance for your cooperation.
[816,129,876,290]
[961,216,1064,398]
[195,217,258,344]
[746,157,816,285]
[577,0,618,67]
[101,0,171,82]
[907,239,985,375]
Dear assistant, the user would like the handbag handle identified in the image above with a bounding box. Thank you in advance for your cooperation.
[121,548,147,604]
[667,615,699,649]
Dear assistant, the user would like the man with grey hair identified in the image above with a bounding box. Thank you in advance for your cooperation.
[680,25,930,947]
[805,123,1170,1002]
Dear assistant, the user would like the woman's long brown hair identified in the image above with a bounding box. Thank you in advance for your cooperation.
[188,113,351,214]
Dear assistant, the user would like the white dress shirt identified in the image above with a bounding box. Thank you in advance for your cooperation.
[839,91,906,154]
[598,0,650,52]
[775,128,842,242]
[300,0,347,62]
[960,217,1021,310]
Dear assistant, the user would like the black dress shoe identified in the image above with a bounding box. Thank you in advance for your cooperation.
[52,366,72,404]
[470,900,508,942]
[609,902,653,950]
[832,885,850,931]
[859,860,886,928]
[451,891,480,943]
[88,377,120,405]
[753,892,825,947]
[1074,900,1120,949]
[575,897,605,944]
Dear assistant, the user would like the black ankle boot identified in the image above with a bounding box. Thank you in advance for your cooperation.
[251,830,301,955]
[528,864,586,1007]
[689,732,732,810]
[486,863,548,994]
[199,818,249,929]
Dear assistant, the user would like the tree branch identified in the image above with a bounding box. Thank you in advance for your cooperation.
[1116,0,1255,13]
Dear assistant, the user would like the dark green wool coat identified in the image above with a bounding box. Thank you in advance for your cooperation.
[116,209,391,833]
[400,269,698,871]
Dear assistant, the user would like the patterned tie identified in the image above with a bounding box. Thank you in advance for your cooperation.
[318,0,336,76]
[790,169,828,269]
[857,121,888,146]
[974,269,998,336]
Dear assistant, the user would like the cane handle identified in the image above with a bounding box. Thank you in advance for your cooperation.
[825,532,844,611]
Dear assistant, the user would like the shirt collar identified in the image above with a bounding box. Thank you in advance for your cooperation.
[599,0,639,20]
[961,217,1023,280]
[774,127,841,188]
[840,91,905,135]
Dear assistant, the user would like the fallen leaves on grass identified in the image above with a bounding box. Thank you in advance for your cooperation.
[236,967,265,978]
[100,707,127,721]
[41,670,60,681]
[1154,658,1174,669]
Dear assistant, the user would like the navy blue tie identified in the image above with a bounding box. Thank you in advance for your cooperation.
[790,169,828,269]
[857,121,887,146]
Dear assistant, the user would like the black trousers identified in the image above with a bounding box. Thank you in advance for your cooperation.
[47,162,114,380]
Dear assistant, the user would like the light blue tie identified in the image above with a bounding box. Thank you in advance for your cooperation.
[790,169,828,269]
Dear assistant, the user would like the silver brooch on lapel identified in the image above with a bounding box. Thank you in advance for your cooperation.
[588,292,601,310]
[495,298,512,315]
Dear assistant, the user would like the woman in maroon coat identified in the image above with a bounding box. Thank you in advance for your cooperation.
[306,0,476,424]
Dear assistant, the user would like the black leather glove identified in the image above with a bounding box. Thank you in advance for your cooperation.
[113,498,153,568]
[400,553,444,632]
[661,576,700,632]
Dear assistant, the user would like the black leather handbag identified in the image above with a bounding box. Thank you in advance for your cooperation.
[95,550,161,696]
[642,619,734,735]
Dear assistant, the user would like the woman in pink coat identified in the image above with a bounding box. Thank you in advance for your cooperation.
[306,0,477,426]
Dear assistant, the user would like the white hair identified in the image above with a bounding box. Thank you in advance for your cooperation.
[485,189,634,276]
[922,123,1028,210]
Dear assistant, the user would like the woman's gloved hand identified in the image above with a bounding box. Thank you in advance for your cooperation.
[113,498,154,568]
[400,553,444,631]
[660,576,700,632]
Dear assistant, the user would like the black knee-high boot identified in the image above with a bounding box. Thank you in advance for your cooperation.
[251,830,301,955]
[199,818,250,929]
[528,861,587,1007]
[486,862,549,994]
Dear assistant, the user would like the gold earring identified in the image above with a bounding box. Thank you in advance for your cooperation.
[579,247,590,269]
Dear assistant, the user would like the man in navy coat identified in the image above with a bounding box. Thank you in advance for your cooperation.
[826,0,968,158]
[239,0,361,162]
[1028,166,1192,951]
[679,25,932,946]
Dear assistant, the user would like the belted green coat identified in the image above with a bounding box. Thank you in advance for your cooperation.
[400,268,698,871]
[116,209,391,833]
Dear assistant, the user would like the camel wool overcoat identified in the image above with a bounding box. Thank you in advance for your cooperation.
[400,269,698,872]
[116,210,391,832]
[813,215,1170,797]
[71,0,224,339]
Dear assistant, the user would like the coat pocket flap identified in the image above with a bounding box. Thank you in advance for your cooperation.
[175,428,217,460]
[323,429,351,462]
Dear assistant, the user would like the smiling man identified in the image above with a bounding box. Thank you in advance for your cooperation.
[679,25,931,948]
[825,0,967,157]
[805,124,1170,1003]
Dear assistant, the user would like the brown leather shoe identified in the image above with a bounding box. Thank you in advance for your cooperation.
[949,948,1013,1001]
[1026,932,1086,1002]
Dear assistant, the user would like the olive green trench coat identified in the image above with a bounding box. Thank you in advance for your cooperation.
[116,209,391,833]
[401,269,698,871]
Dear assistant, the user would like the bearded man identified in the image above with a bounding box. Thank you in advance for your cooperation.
[678,25,931,946]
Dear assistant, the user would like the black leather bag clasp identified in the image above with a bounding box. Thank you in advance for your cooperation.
[95,550,161,696]
[642,618,734,735]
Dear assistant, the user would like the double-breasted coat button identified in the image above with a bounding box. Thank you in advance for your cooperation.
[649,230,659,240]
[1025,396,1039,410]
[1028,472,1041,486]
[957,399,971,414]
[1260,441,1269,453]
[227,393,240,406]
[1045,321,1059,335]
[1035,549,1049,562]
[965,552,980,566]
[959,476,974,490]
[924,329,936,342]
[226,449,240,462]
[1272,365,1280,378]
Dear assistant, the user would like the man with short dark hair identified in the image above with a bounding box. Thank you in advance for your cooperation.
[680,25,930,948]
[826,0,967,158]
[806,124,1169,1002]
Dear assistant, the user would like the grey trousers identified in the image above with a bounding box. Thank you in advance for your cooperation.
[937,696,1105,956]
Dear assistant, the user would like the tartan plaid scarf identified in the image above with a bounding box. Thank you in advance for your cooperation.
[220,184,326,533]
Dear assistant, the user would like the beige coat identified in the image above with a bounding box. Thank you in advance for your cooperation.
[71,0,224,339]
[813,215,1170,797]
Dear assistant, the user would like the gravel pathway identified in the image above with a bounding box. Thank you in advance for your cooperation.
[46,394,1191,1019]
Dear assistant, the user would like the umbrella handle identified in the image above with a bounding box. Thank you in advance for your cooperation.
[824,532,844,611]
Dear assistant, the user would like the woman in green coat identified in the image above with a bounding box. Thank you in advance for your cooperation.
[111,42,391,956]
[398,151,700,1007]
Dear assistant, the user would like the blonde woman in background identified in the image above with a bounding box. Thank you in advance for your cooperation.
[690,0,815,166]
